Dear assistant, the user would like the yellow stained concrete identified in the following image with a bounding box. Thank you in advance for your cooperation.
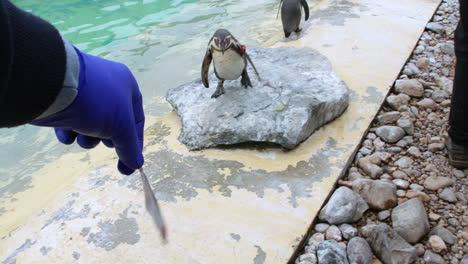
[0,0,440,263]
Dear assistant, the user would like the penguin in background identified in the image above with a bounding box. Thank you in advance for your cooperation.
[279,0,310,38]
[201,29,260,98]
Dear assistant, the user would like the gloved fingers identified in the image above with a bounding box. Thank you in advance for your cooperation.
[112,118,144,175]
[117,160,136,176]
[102,139,115,148]
[54,128,78,145]
[132,85,145,151]
[77,134,101,149]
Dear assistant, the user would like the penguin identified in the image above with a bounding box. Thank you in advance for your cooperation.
[279,0,310,38]
[201,29,260,98]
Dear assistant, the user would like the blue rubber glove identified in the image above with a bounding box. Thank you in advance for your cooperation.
[31,48,145,175]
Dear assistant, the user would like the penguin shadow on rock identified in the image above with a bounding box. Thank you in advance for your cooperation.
[277,0,310,40]
[201,29,261,99]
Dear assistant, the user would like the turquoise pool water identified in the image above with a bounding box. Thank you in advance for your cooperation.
[0,0,281,199]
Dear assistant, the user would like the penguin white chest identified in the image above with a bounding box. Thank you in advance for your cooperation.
[212,49,245,80]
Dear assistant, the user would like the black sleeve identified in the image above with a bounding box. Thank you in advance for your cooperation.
[0,0,66,128]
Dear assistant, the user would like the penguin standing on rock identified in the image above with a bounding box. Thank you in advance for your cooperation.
[279,0,310,38]
[201,29,260,98]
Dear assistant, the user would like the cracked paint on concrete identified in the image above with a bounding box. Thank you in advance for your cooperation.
[40,246,52,256]
[1,239,36,264]
[42,200,91,230]
[122,138,344,207]
[72,251,80,260]
[363,86,385,104]
[311,0,368,26]
[86,207,140,251]
[253,245,266,264]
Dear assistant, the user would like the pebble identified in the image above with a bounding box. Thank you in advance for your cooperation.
[317,240,349,264]
[439,188,457,203]
[315,223,330,233]
[395,79,424,97]
[416,58,430,69]
[338,224,357,240]
[299,253,317,264]
[377,210,391,220]
[352,179,398,210]
[392,198,430,243]
[393,179,410,189]
[440,42,455,55]
[318,187,369,224]
[415,243,425,256]
[406,190,431,203]
[418,98,438,110]
[426,22,445,34]
[428,235,447,253]
[429,212,441,221]
[396,190,406,197]
[424,250,445,264]
[377,111,401,124]
[376,126,406,143]
[452,169,465,178]
[424,176,454,190]
[428,143,445,152]
[325,225,343,242]
[370,224,417,264]
[429,226,457,245]
[407,146,422,158]
[348,172,364,181]
[392,170,408,179]
[386,94,410,110]
[432,89,449,103]
[409,183,424,191]
[397,118,414,135]
[395,157,413,169]
[347,237,373,264]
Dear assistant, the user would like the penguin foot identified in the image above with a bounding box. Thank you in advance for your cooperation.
[284,31,291,38]
[241,70,252,88]
[211,86,225,98]
[295,27,302,33]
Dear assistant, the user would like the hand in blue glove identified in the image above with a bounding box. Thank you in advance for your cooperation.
[31,48,145,175]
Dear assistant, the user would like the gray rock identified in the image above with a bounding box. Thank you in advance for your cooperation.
[370,224,417,264]
[417,98,438,110]
[299,253,317,264]
[309,233,325,247]
[348,172,364,181]
[397,118,414,135]
[424,176,454,191]
[391,198,430,243]
[452,169,465,178]
[376,126,406,143]
[428,235,447,253]
[386,94,410,110]
[431,89,449,103]
[440,188,457,203]
[352,179,397,210]
[319,187,369,224]
[167,47,349,150]
[392,179,410,189]
[347,237,373,264]
[426,22,445,34]
[317,240,349,264]
[407,146,422,158]
[315,223,330,233]
[462,255,468,264]
[377,111,401,124]
[423,251,445,264]
[339,224,357,240]
[439,42,455,56]
[429,226,457,245]
[392,170,408,179]
[395,157,413,169]
[326,225,343,242]
[402,64,420,77]
[378,210,391,221]
[394,79,424,97]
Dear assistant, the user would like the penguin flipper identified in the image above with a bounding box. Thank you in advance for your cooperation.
[276,0,284,19]
[201,49,213,88]
[301,0,309,21]
[244,52,261,81]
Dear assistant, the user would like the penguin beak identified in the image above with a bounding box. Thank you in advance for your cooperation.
[221,42,225,55]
